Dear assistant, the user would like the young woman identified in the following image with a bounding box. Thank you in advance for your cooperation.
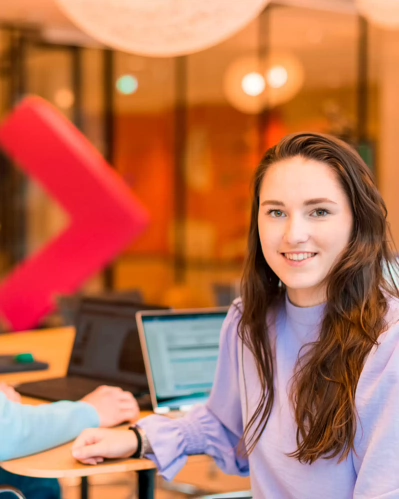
[72,133,399,498]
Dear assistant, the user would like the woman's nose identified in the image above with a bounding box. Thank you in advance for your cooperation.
[283,217,310,245]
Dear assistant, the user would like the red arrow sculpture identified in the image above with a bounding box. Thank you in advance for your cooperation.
[0,96,149,331]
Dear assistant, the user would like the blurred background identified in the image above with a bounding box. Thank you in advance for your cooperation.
[1,0,398,325]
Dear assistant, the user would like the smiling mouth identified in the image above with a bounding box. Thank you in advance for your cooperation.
[282,252,317,262]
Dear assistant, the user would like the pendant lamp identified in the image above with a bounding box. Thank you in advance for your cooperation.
[55,0,270,57]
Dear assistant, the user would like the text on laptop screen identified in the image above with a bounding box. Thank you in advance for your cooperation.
[141,312,226,400]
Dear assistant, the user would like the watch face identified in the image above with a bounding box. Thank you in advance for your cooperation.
[142,432,151,456]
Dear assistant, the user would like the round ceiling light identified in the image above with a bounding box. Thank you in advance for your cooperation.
[241,72,265,97]
[116,75,139,95]
[223,53,305,114]
[355,0,399,29]
[54,88,75,109]
[267,65,288,89]
[54,0,270,57]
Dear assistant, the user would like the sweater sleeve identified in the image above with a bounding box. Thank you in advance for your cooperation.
[352,321,399,498]
[138,301,249,481]
[0,395,100,461]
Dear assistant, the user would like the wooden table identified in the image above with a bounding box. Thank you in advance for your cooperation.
[0,327,157,499]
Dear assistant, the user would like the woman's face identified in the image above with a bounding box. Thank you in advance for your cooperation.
[258,156,353,307]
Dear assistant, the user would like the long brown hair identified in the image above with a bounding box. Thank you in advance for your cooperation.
[239,132,399,463]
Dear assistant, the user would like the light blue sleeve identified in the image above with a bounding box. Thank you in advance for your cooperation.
[138,302,249,481]
[353,322,399,498]
[0,395,100,461]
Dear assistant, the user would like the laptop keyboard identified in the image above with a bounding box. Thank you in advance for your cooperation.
[16,376,152,409]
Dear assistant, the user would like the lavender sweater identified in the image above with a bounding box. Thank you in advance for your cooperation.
[139,296,399,499]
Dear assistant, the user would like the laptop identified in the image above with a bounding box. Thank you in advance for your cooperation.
[136,307,228,414]
[57,289,143,326]
[17,298,167,408]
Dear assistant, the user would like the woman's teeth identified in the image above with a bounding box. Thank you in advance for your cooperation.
[283,252,316,261]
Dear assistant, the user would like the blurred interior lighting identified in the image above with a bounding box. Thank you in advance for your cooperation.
[54,0,270,57]
[267,66,288,89]
[224,53,304,114]
[116,75,139,95]
[241,72,265,96]
[54,88,75,109]
[356,0,399,29]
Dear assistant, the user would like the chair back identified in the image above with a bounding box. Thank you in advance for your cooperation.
[0,486,27,499]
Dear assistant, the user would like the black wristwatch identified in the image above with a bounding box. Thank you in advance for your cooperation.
[128,425,150,459]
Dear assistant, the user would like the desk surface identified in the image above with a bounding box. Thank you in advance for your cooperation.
[0,326,156,478]
[1,428,156,479]
[0,327,74,401]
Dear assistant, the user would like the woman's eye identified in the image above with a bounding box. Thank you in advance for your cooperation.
[311,209,329,217]
[268,209,285,218]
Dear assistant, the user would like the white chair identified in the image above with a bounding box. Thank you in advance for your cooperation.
[0,486,26,498]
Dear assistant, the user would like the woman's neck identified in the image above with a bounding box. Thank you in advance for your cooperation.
[286,286,326,308]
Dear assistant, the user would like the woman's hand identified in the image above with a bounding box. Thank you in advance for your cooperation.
[72,428,138,465]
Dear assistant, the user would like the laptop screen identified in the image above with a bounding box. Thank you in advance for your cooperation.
[68,299,167,389]
[137,308,228,410]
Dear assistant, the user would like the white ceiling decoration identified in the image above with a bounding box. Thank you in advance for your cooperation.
[53,0,270,57]
[0,0,357,30]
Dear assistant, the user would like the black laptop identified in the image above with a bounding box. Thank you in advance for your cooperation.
[16,298,167,409]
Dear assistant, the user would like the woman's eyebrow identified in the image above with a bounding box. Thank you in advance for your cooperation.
[260,200,285,207]
[260,197,337,207]
[303,198,337,206]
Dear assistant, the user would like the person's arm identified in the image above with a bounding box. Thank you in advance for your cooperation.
[138,301,247,480]
[0,385,139,461]
[138,405,248,481]
[352,322,399,498]
[0,394,99,461]
[73,301,249,480]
